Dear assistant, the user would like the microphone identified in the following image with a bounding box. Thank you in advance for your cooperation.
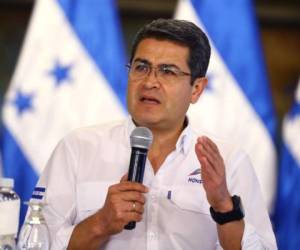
[124,127,153,230]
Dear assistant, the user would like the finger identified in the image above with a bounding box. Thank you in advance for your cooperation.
[110,182,149,194]
[120,173,128,183]
[202,136,221,155]
[195,142,203,162]
[123,211,143,223]
[197,136,220,156]
[121,191,146,204]
[203,138,225,177]
[199,155,219,182]
[200,137,224,163]
[195,141,219,169]
[123,201,145,214]
[196,138,224,174]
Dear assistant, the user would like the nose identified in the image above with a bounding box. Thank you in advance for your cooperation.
[143,67,160,89]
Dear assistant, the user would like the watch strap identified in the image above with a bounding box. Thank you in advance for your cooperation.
[209,195,244,225]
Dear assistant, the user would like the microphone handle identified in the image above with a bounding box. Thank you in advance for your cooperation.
[124,147,147,230]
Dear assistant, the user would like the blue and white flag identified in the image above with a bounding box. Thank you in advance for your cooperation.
[274,78,300,249]
[0,0,127,224]
[175,0,277,210]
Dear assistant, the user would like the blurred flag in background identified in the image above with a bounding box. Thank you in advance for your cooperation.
[274,78,300,249]
[0,0,127,224]
[175,0,277,210]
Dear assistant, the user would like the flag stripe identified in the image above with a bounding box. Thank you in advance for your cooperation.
[274,143,300,249]
[34,187,46,192]
[274,79,300,249]
[56,0,128,108]
[175,0,277,210]
[1,0,127,227]
[190,0,276,140]
[31,194,44,200]
[0,125,38,224]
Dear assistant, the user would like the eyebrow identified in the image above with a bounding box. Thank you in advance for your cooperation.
[133,58,181,69]
[133,58,151,65]
[160,63,181,70]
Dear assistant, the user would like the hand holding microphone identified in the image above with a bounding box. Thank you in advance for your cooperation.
[93,127,153,236]
[124,127,153,230]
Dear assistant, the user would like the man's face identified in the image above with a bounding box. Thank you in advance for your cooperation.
[127,38,206,131]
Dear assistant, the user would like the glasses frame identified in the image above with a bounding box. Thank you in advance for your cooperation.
[126,62,191,83]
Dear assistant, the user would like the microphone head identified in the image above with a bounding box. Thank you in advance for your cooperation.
[130,127,153,149]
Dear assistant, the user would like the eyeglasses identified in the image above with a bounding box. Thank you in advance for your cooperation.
[126,61,191,84]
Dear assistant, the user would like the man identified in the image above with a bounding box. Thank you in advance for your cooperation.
[35,19,277,249]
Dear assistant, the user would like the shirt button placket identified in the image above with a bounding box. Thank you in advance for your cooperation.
[146,187,159,250]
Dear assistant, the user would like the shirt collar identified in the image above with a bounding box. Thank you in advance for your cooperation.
[175,117,192,155]
[124,117,136,148]
[126,117,136,137]
[125,116,192,155]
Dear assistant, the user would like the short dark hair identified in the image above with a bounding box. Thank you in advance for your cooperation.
[130,18,211,84]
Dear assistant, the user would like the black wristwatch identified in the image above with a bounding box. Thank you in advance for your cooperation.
[210,195,244,225]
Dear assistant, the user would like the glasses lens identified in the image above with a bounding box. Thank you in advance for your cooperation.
[130,62,149,79]
[157,65,179,84]
[128,62,190,84]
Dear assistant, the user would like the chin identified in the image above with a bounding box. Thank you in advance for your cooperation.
[132,115,161,128]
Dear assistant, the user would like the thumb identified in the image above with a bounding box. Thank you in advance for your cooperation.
[120,173,128,183]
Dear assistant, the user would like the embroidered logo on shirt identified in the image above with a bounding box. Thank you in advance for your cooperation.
[189,168,201,176]
[188,168,203,184]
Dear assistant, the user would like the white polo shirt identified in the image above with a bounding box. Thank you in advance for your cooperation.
[36,118,277,249]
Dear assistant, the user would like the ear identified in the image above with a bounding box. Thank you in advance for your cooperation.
[190,77,208,104]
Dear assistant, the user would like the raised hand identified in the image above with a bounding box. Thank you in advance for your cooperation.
[195,136,233,212]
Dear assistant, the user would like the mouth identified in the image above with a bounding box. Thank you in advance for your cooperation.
[140,96,161,104]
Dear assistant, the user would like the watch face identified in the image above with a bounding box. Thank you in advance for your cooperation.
[239,198,245,216]
[233,195,244,217]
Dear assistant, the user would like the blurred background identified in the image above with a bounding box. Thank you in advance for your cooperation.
[0,0,300,249]
[0,0,300,120]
